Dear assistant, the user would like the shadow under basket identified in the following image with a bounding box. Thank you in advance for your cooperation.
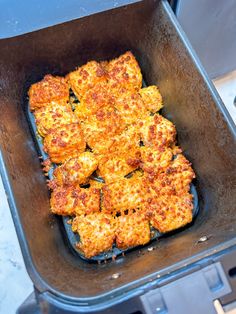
[0,0,235,313]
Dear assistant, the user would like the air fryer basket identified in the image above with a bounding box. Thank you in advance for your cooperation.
[0,0,235,312]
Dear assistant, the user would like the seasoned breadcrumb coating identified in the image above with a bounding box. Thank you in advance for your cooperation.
[72,213,116,258]
[34,102,78,137]
[102,175,145,215]
[89,179,105,189]
[97,126,141,183]
[138,114,176,148]
[140,146,173,177]
[139,86,163,113]
[106,126,141,155]
[116,212,150,249]
[82,108,125,154]
[158,154,195,195]
[52,152,98,187]
[143,154,195,197]
[43,123,86,163]
[67,61,107,100]
[98,149,141,183]
[107,51,142,91]
[29,75,69,111]
[146,193,193,233]
[114,88,148,125]
[74,82,115,121]
[50,185,100,216]
[171,145,182,156]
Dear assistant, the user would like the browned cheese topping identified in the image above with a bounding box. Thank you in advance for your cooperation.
[116,211,150,249]
[50,185,100,216]
[34,102,78,137]
[72,213,116,258]
[43,123,86,163]
[29,74,69,111]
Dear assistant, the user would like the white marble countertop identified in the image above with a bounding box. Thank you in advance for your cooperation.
[0,71,235,314]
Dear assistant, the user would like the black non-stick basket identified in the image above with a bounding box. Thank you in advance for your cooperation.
[0,1,236,313]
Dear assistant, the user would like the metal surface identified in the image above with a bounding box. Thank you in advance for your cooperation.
[0,0,235,311]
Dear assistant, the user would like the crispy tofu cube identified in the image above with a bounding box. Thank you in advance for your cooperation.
[72,213,116,258]
[43,123,86,163]
[98,149,141,183]
[34,102,78,137]
[29,75,69,111]
[138,114,176,148]
[97,126,141,183]
[107,51,142,91]
[140,146,173,177]
[143,154,195,197]
[102,175,145,215]
[82,108,125,155]
[116,212,150,249]
[107,126,141,155]
[74,82,115,121]
[67,61,107,100]
[139,86,163,113]
[114,88,148,125]
[50,185,100,216]
[52,152,98,186]
[159,154,195,194]
[146,193,193,233]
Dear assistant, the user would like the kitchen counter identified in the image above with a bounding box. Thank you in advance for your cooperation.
[0,72,236,314]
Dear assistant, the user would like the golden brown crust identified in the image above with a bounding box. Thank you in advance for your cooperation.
[52,152,98,187]
[116,212,150,249]
[89,179,105,189]
[97,126,141,183]
[105,126,141,156]
[82,108,125,155]
[29,75,69,111]
[139,86,163,113]
[146,193,193,233]
[107,51,142,91]
[98,149,141,184]
[114,88,148,125]
[72,213,116,258]
[50,185,100,216]
[67,61,107,100]
[43,123,86,163]
[34,102,78,137]
[140,146,173,177]
[138,114,176,148]
[102,175,145,215]
[144,154,195,196]
[74,82,115,121]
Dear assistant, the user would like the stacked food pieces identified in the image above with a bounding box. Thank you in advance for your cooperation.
[29,51,195,259]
